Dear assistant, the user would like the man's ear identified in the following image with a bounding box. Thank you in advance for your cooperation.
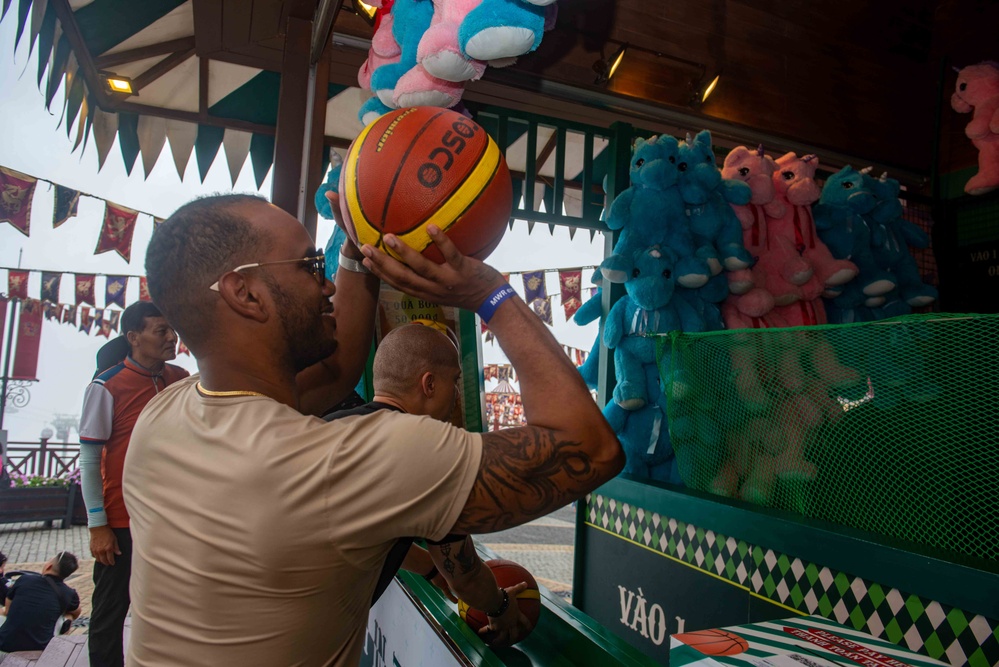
[125,330,139,348]
[216,272,269,323]
[420,371,435,398]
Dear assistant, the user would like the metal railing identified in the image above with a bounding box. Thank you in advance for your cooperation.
[3,439,80,479]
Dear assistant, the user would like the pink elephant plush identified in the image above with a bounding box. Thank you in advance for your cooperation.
[721,145,780,320]
[417,0,488,83]
[358,0,400,91]
[951,62,999,195]
[764,153,857,300]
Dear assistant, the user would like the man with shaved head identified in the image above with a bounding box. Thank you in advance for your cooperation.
[327,323,531,646]
[124,192,623,666]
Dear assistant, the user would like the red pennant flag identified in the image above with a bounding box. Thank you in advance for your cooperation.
[177,339,190,356]
[12,299,43,380]
[139,277,151,302]
[97,309,113,338]
[75,274,96,306]
[0,167,38,236]
[95,201,139,262]
[79,306,93,334]
[43,302,59,320]
[559,269,582,320]
[8,270,29,299]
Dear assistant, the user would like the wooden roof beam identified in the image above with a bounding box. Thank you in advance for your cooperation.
[94,37,196,70]
[132,48,196,93]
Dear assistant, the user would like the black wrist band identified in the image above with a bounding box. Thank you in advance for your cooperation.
[422,565,439,582]
[485,589,510,618]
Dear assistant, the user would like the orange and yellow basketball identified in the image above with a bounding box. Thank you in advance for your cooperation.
[458,559,541,644]
[338,106,513,263]
[674,628,750,656]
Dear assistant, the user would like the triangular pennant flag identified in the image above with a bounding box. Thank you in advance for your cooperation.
[118,112,141,175]
[93,107,119,171]
[8,269,30,299]
[139,276,152,301]
[40,271,61,303]
[559,269,582,320]
[522,270,547,306]
[72,95,89,151]
[64,65,86,138]
[79,305,93,334]
[62,304,77,326]
[2,0,13,22]
[223,129,252,187]
[34,1,57,90]
[43,301,59,321]
[75,274,96,306]
[45,35,70,111]
[12,0,30,51]
[108,309,120,333]
[532,296,554,326]
[52,185,80,227]
[95,201,139,262]
[28,0,50,63]
[166,119,197,180]
[105,275,128,308]
[138,115,167,178]
[249,133,275,190]
[0,167,38,236]
[177,339,190,356]
[195,124,225,182]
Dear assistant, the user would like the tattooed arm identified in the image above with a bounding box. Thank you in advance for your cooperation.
[359,225,624,535]
[428,535,531,647]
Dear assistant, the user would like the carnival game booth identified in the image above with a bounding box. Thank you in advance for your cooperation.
[4,1,998,666]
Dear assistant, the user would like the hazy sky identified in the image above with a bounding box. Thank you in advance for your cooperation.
[0,17,603,442]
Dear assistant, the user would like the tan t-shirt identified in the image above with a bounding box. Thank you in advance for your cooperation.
[122,376,482,667]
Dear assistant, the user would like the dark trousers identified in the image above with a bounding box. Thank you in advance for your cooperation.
[89,527,132,667]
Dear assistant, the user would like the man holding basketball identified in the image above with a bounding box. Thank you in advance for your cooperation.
[125,193,623,666]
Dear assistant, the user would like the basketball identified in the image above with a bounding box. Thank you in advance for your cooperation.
[339,106,513,263]
[457,559,542,644]
[674,628,750,656]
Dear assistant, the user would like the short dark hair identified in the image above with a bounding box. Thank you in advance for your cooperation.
[52,551,78,581]
[144,194,267,348]
[121,301,163,335]
[0,550,7,567]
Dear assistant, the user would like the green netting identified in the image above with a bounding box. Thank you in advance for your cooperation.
[654,313,999,563]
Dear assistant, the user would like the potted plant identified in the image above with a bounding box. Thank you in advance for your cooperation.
[1,469,82,528]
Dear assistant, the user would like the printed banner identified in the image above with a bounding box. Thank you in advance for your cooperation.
[79,306,93,334]
[522,270,547,306]
[0,166,37,236]
[105,275,127,308]
[8,269,29,299]
[139,276,151,302]
[40,271,61,303]
[75,273,96,306]
[12,299,43,380]
[52,185,80,228]
[95,201,139,262]
[532,295,554,326]
[559,269,582,320]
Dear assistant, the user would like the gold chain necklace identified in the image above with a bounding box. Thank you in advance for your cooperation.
[196,382,268,399]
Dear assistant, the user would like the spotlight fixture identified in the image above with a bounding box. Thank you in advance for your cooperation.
[690,71,722,108]
[102,74,134,95]
[593,43,628,86]
[355,0,378,25]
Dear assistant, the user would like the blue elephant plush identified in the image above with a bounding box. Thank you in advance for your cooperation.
[604,245,707,409]
[603,363,682,484]
[602,135,710,289]
[863,173,938,308]
[677,130,753,273]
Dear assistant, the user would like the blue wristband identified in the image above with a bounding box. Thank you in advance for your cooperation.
[477,284,517,323]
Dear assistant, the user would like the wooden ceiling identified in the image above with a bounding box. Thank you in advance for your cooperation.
[189,0,990,181]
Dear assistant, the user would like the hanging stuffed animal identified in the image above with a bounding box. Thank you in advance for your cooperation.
[863,172,938,308]
[357,0,401,124]
[603,246,707,409]
[677,130,753,274]
[602,134,711,289]
[950,62,999,195]
[458,0,556,64]
[417,0,488,83]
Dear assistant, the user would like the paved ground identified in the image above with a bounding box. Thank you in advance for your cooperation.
[0,503,579,626]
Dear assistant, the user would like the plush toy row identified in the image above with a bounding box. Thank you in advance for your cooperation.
[573,130,939,489]
[356,0,558,125]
